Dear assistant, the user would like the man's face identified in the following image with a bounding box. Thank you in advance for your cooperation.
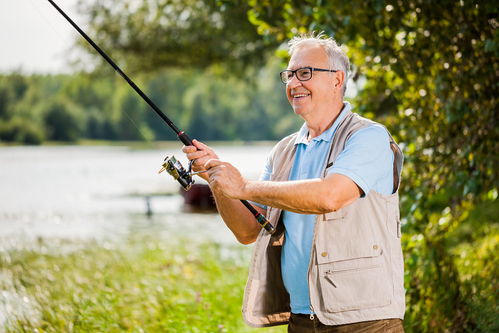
[286,45,336,119]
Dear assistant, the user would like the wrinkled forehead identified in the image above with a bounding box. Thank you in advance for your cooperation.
[287,43,329,70]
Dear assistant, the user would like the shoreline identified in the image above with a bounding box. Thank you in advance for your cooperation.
[0,139,278,149]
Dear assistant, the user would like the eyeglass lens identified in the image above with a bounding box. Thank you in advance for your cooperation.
[281,68,313,83]
[296,68,312,81]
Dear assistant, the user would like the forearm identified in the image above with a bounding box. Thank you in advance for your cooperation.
[242,179,330,214]
[211,189,263,245]
[240,175,360,215]
[202,160,360,223]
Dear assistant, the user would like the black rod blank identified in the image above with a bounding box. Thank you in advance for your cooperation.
[46,0,190,141]
[47,0,275,234]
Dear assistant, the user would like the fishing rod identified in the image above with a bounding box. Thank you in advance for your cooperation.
[46,0,275,235]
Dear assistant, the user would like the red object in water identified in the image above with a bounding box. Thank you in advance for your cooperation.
[180,184,217,212]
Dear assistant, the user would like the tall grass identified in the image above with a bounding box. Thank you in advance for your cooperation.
[0,236,286,333]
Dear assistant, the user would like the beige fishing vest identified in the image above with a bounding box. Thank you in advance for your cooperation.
[242,110,405,327]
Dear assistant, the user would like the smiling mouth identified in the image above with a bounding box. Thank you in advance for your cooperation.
[292,93,310,99]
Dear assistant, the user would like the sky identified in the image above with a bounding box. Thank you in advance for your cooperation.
[0,0,359,96]
[0,0,83,73]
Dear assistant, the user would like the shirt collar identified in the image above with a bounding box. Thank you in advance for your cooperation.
[294,102,352,145]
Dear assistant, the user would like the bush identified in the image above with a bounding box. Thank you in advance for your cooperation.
[0,117,45,144]
[43,99,83,142]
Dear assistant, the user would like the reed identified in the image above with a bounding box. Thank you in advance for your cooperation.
[0,236,285,333]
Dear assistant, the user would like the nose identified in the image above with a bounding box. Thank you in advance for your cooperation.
[287,74,302,89]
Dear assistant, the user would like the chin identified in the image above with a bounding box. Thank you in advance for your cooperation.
[292,104,307,114]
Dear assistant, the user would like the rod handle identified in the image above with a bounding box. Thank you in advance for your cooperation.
[178,131,193,146]
[241,200,276,234]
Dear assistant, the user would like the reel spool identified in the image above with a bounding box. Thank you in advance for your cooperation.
[158,155,195,190]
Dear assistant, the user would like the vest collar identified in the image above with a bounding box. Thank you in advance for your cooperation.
[294,102,352,145]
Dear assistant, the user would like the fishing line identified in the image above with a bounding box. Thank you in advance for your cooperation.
[45,0,276,235]
[26,0,150,141]
[27,0,65,40]
[26,0,77,67]
[120,104,150,142]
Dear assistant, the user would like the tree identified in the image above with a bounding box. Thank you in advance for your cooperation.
[76,0,280,73]
[43,98,83,141]
[0,73,28,119]
[246,0,498,331]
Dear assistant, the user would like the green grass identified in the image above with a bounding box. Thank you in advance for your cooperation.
[0,236,287,333]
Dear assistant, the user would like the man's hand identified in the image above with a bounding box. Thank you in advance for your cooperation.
[183,142,261,244]
[182,139,219,181]
[205,159,248,199]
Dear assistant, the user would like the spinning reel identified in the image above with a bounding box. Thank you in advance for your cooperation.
[47,0,275,235]
[158,155,205,190]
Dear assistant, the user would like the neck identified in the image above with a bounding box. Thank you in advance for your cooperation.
[306,100,345,140]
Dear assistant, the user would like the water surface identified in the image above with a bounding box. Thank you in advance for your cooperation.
[0,143,274,248]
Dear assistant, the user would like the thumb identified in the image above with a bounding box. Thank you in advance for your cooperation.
[192,139,208,151]
[193,139,218,158]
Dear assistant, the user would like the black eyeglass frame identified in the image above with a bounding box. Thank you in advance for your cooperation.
[279,67,338,84]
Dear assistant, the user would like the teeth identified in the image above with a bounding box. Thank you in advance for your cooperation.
[293,94,309,98]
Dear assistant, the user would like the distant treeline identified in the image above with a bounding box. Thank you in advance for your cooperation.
[2,0,498,330]
[0,63,299,144]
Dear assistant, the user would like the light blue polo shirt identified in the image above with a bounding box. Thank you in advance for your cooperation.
[258,102,394,314]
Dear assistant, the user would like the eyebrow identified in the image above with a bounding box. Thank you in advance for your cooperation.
[286,66,311,70]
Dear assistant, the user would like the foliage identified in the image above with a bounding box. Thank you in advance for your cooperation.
[0,236,285,332]
[1,0,497,331]
[42,98,84,142]
[246,0,498,331]
[0,64,294,143]
[76,0,279,73]
[0,116,44,144]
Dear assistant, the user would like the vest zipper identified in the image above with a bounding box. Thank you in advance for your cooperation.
[307,141,334,322]
[307,246,316,320]
[307,135,338,321]
[307,216,320,322]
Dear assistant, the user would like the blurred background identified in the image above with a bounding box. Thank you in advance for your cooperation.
[0,0,497,332]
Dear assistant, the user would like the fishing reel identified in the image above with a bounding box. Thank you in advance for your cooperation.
[47,0,275,234]
[158,154,275,234]
[158,155,204,191]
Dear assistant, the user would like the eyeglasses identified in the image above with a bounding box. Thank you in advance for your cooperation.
[279,67,338,84]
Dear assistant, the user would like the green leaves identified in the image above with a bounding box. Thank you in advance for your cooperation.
[246,0,498,331]
[77,0,279,73]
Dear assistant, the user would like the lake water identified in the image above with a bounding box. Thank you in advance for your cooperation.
[0,143,276,330]
[0,143,275,250]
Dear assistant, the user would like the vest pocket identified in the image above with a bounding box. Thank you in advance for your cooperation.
[318,252,391,313]
[323,210,347,220]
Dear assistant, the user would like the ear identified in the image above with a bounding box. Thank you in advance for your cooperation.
[334,71,345,89]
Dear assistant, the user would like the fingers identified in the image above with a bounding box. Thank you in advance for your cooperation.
[181,140,221,182]
[192,139,209,150]
[205,159,225,184]
[182,140,218,160]
[203,160,246,199]
[182,141,209,162]
[181,139,209,153]
[185,149,209,161]
[204,158,225,170]
[195,140,219,160]
[205,162,227,194]
[181,145,197,154]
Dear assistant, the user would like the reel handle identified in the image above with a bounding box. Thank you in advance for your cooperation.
[46,0,274,236]
[159,153,276,235]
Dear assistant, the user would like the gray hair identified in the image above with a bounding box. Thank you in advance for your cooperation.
[288,32,350,95]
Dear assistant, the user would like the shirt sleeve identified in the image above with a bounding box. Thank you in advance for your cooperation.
[249,153,273,210]
[327,124,394,196]
[259,155,273,182]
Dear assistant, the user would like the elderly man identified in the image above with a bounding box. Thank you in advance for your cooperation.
[183,33,405,332]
